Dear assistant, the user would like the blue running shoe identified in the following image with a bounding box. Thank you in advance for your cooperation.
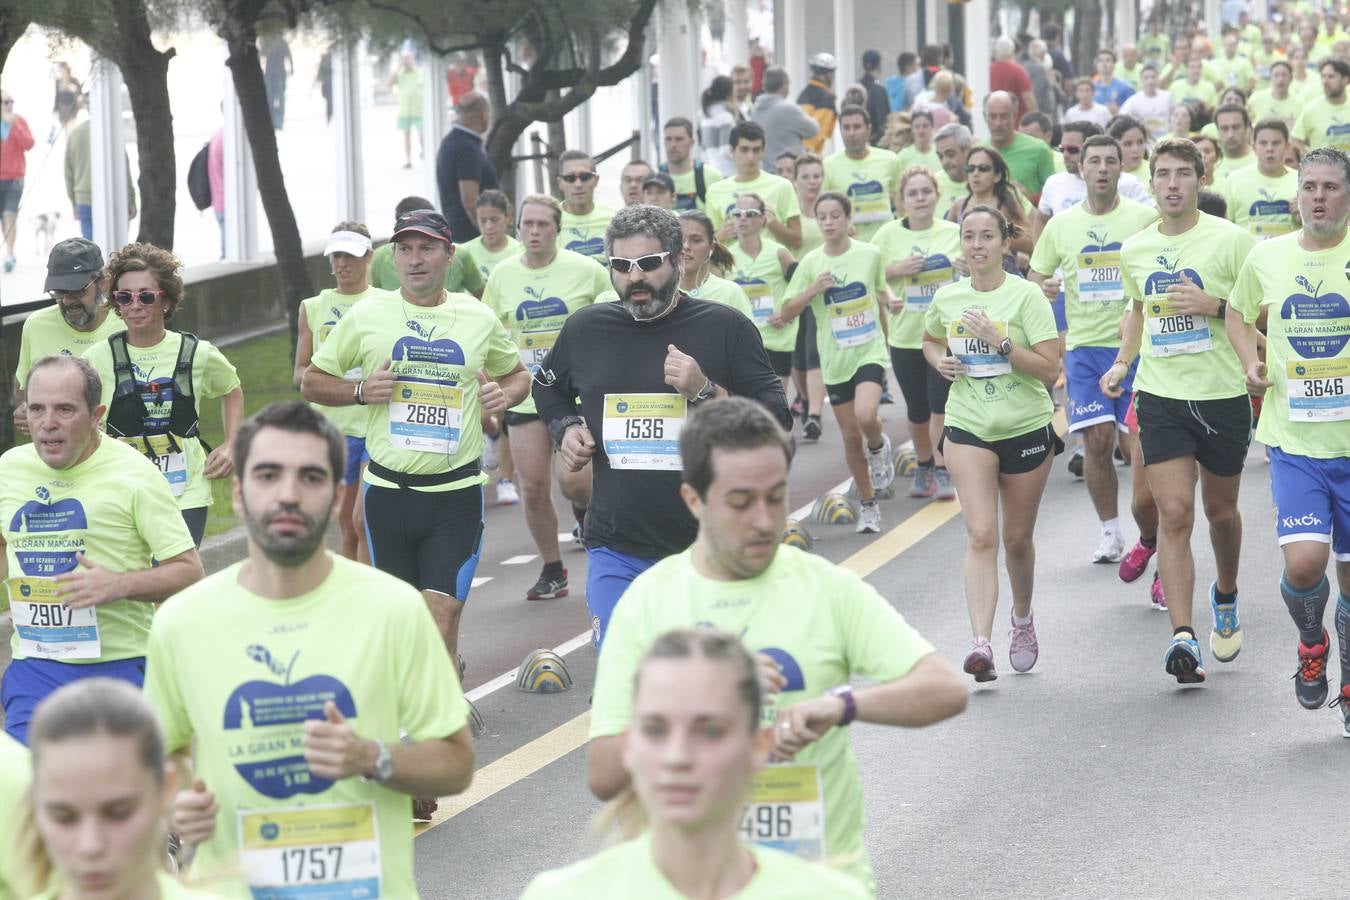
[1165,632,1206,684]
[1209,583,1243,662]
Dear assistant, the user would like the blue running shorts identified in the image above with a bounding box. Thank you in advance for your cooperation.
[1066,345,1135,433]
[1269,446,1350,561]
[585,546,658,650]
[2,656,146,745]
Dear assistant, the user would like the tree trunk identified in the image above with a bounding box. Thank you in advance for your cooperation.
[1071,1,1103,75]
[114,35,177,248]
[0,9,32,452]
[482,41,517,204]
[223,30,314,353]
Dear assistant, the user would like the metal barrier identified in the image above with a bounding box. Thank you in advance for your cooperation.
[513,129,642,195]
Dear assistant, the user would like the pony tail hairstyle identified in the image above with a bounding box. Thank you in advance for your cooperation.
[591,629,761,845]
[678,209,735,273]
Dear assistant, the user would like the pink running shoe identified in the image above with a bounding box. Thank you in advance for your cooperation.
[1009,615,1039,673]
[1118,539,1156,583]
[1150,572,1167,611]
[963,638,997,682]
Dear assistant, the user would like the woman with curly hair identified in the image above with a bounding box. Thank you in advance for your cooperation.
[82,243,244,546]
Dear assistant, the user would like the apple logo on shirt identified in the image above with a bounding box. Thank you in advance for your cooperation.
[9,489,88,576]
[758,647,806,692]
[824,274,867,305]
[564,228,604,258]
[1080,230,1123,259]
[224,644,358,799]
[1249,189,1291,220]
[1143,255,1203,295]
[846,174,885,201]
[1280,275,1350,357]
[393,321,467,383]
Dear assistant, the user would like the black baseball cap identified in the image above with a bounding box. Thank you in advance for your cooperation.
[642,172,676,193]
[862,49,882,69]
[44,238,103,292]
[392,209,454,243]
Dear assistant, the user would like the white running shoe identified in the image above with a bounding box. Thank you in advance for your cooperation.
[481,435,500,473]
[1093,530,1125,564]
[496,478,520,505]
[866,433,895,491]
[855,500,882,534]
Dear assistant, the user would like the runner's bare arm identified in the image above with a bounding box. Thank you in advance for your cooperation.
[494,363,532,409]
[304,701,475,797]
[585,734,628,801]
[56,548,204,609]
[293,307,314,389]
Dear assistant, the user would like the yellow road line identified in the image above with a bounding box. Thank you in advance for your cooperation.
[415,712,592,836]
[415,494,961,836]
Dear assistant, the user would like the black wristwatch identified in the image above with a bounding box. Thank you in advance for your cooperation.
[1215,298,1228,319]
[549,415,587,448]
[996,337,1013,356]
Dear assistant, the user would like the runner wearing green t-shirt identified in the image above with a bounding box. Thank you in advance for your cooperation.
[1212,104,1257,182]
[82,243,244,548]
[1249,63,1301,128]
[1028,135,1160,568]
[389,51,422,168]
[14,238,124,436]
[302,209,530,667]
[1227,148,1350,733]
[706,121,802,249]
[677,211,756,319]
[788,155,828,430]
[583,399,966,895]
[483,194,609,600]
[368,196,485,296]
[924,205,1062,681]
[661,116,724,212]
[898,109,941,173]
[557,149,616,262]
[148,402,474,888]
[295,223,383,563]
[728,193,802,428]
[872,166,961,499]
[780,192,897,533]
[1222,118,1299,239]
[1292,59,1350,154]
[1104,138,1256,684]
[823,105,901,241]
[0,732,25,894]
[16,680,220,898]
[552,628,869,899]
[0,356,203,744]
[462,190,525,506]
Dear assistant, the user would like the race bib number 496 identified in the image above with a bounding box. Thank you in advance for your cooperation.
[739,764,825,861]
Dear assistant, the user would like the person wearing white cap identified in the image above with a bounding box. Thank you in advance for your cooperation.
[796,52,838,156]
[294,221,385,562]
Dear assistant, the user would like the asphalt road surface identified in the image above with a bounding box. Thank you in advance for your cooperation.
[4,401,1346,898]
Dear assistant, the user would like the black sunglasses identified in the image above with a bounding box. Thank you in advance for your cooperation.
[112,289,166,306]
[966,163,994,174]
[1061,145,1083,155]
[560,172,597,184]
[608,251,671,273]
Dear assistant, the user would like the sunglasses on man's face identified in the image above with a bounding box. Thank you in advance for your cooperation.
[112,289,166,306]
[1061,145,1083,155]
[608,251,671,273]
[966,163,994,174]
[560,172,597,184]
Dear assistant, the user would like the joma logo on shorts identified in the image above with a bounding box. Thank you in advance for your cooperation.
[1020,445,1046,458]
[1282,513,1324,528]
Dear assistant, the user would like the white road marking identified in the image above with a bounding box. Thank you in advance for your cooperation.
[471,577,493,588]
[501,554,538,566]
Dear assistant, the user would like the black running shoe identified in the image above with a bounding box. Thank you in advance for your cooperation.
[1067,448,1084,478]
[527,567,569,601]
[1295,631,1330,710]
[803,415,822,441]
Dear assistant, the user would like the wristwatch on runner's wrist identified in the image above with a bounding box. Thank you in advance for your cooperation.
[689,378,717,404]
[996,337,1013,356]
[362,741,395,785]
[827,684,857,726]
[550,416,587,448]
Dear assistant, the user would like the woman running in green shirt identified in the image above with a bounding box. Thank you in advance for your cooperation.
[676,211,754,316]
[728,193,798,408]
[924,205,1062,682]
[521,629,865,899]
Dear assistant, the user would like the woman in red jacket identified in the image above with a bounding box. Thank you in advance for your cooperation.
[1,90,35,272]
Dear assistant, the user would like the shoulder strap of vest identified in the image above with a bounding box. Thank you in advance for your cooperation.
[173,332,199,402]
[108,332,138,400]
